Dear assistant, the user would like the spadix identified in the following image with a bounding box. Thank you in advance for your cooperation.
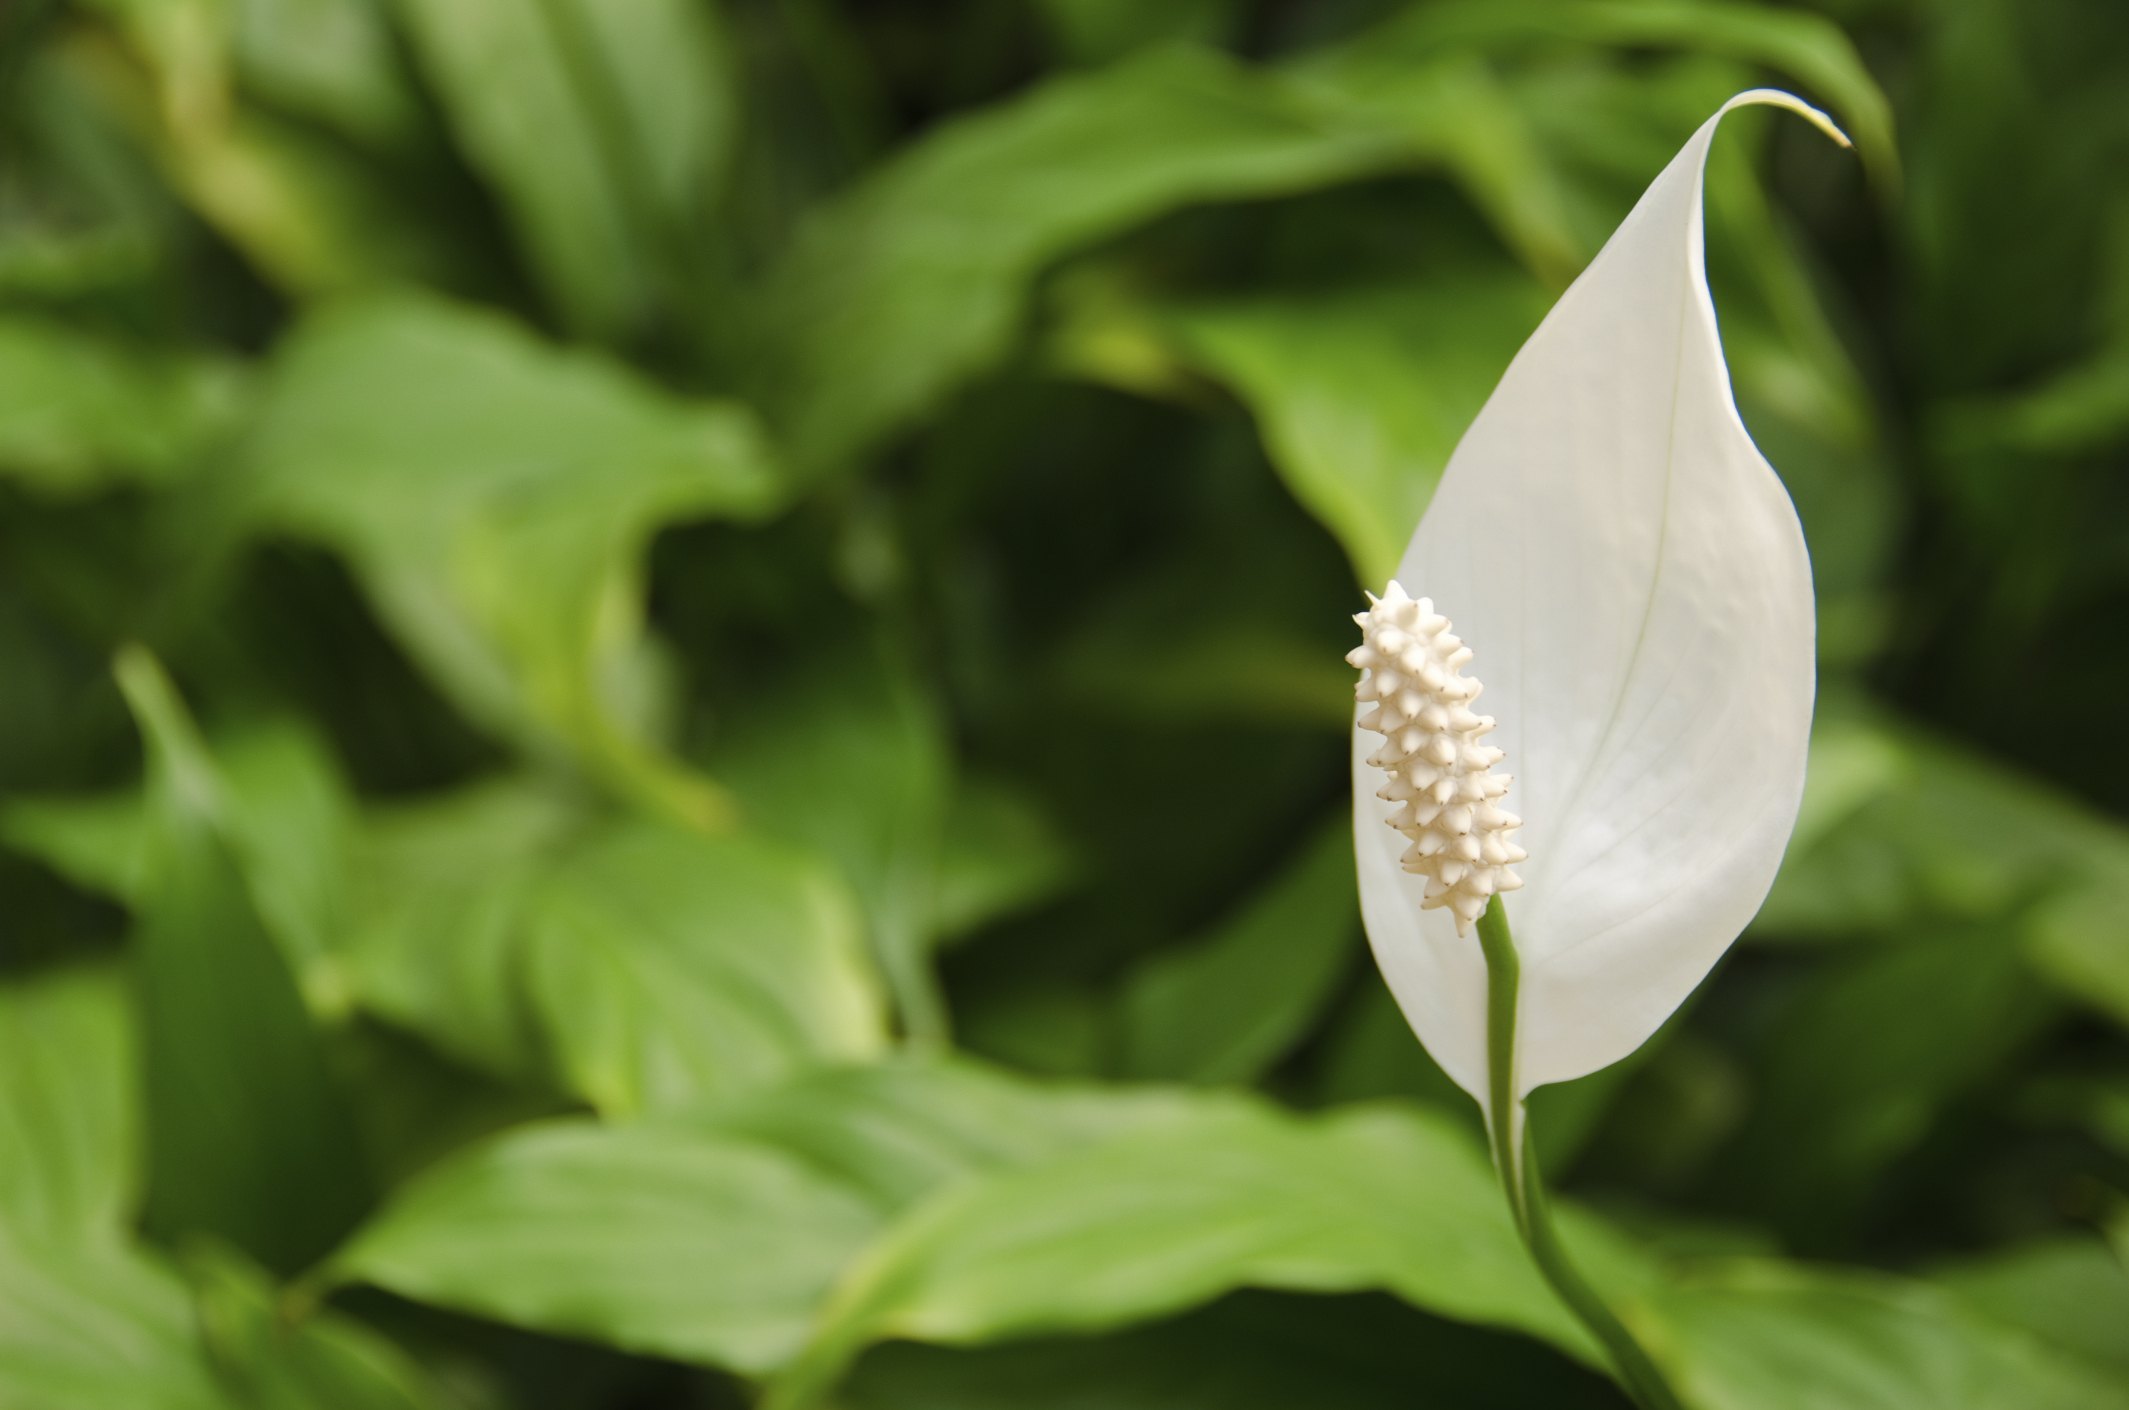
[1349,583,1525,933]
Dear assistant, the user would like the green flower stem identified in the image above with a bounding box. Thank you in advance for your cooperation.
[1474,899,1685,1410]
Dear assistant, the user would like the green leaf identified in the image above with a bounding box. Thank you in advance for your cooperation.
[1777,712,1913,871]
[1757,707,2129,1029]
[0,962,139,1246]
[1159,265,1549,587]
[767,1100,1658,1407]
[234,294,782,825]
[1313,981,1474,1114]
[522,821,890,1115]
[1706,926,2056,1242]
[325,1057,1615,1386]
[349,781,890,1114]
[0,789,146,901]
[749,45,1414,478]
[1035,524,1355,729]
[392,0,733,339]
[208,717,360,989]
[931,775,1078,946]
[1933,1235,2129,1374]
[1035,0,1240,68]
[688,1057,1204,1212]
[1933,347,2129,457]
[343,777,579,1081]
[118,648,371,1273]
[0,1233,225,1410]
[76,0,466,295]
[749,1,1888,482]
[1054,76,1877,596]
[2026,860,2129,1033]
[1643,1264,2129,1410]
[187,1245,455,1410]
[326,1058,1202,1374]
[325,1118,884,1375]
[1346,0,1896,191]
[2,715,360,1000]
[0,316,241,497]
[334,1019,568,1193]
[1116,820,1358,1084]
[842,1291,1626,1410]
[231,0,425,152]
[713,641,954,1043]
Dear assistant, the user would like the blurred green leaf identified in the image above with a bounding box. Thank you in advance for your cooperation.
[1156,265,1547,586]
[325,1117,883,1375]
[118,648,371,1273]
[521,820,889,1115]
[1759,707,2129,1029]
[1037,0,1238,68]
[73,0,465,294]
[2026,857,2129,1033]
[350,780,890,1114]
[325,1064,1657,1391]
[1049,58,1876,596]
[392,0,733,339]
[341,777,578,1080]
[0,1232,225,1410]
[0,47,185,299]
[232,0,424,151]
[1933,1234,2129,1374]
[689,1057,1204,1212]
[749,46,1414,478]
[1902,0,2125,395]
[209,717,360,988]
[1708,925,2057,1242]
[1777,711,1912,868]
[1644,1263,2129,1410]
[187,1244,456,1410]
[767,1100,1658,1407]
[0,316,242,497]
[713,639,954,1044]
[0,961,138,1247]
[1034,518,1353,729]
[1281,49,1588,282]
[233,294,782,825]
[1116,820,1357,1085]
[1312,980,1473,1114]
[842,1291,1629,1410]
[752,0,1892,486]
[3,715,361,1000]
[932,775,1078,945]
[2,789,152,900]
[1933,349,2129,458]
[1348,0,1896,190]
[334,1019,568,1192]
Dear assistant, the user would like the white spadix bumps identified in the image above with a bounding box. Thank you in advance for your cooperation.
[1349,583,1525,932]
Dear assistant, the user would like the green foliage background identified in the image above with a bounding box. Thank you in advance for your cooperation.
[1,0,2125,1404]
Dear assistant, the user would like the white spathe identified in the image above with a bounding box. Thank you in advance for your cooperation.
[1354,90,1842,1109]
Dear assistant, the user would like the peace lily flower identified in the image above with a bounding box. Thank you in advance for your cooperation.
[1350,91,1849,1407]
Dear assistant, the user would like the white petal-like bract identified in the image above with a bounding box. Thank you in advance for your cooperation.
[1356,91,1839,1107]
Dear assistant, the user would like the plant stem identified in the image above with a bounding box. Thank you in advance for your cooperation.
[1474,899,1686,1410]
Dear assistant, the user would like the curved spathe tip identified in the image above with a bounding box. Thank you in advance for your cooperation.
[1718,87,1852,150]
